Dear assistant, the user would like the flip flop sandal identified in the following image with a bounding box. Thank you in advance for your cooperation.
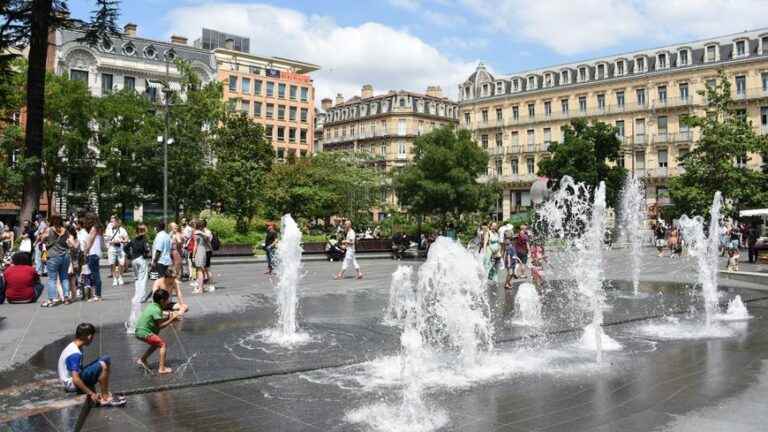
[40,300,53,308]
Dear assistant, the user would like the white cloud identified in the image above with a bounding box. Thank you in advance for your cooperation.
[461,0,768,55]
[166,3,476,102]
[388,0,422,12]
[438,36,489,51]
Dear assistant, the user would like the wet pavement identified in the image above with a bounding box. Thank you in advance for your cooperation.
[1,252,768,431]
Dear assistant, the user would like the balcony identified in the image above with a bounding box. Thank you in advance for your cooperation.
[632,134,648,146]
[652,96,694,110]
[732,86,768,102]
[669,131,693,143]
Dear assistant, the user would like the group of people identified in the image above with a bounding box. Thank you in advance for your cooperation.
[475,222,543,288]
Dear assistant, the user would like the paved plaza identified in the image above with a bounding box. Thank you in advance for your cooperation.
[1,250,767,431]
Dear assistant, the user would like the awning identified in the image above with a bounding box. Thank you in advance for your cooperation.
[739,209,768,217]
[145,79,181,92]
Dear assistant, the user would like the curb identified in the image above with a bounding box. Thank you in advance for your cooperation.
[719,270,768,288]
[96,252,407,268]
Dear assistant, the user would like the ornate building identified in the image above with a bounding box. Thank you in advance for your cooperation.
[460,29,768,220]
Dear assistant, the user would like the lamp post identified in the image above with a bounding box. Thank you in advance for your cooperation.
[161,48,176,225]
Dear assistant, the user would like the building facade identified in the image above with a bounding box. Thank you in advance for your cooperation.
[216,48,319,157]
[194,28,250,53]
[320,85,459,218]
[460,29,768,221]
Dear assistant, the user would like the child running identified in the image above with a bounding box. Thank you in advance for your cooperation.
[134,289,180,374]
[57,323,126,406]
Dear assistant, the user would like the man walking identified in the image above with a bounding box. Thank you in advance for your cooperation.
[335,221,363,280]
[126,224,151,334]
[104,217,128,286]
[151,222,172,278]
[264,223,278,275]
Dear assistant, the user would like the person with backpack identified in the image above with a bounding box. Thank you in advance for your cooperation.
[104,217,128,287]
[202,219,217,292]
[125,224,151,334]
[192,220,212,293]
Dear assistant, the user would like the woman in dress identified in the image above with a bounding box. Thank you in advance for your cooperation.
[170,222,184,282]
[192,220,210,294]
[482,222,501,283]
[82,213,104,302]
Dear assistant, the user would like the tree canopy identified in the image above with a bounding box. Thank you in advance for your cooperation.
[537,119,627,208]
[668,72,768,218]
[392,126,497,222]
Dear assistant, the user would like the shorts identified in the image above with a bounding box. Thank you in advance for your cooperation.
[517,252,528,265]
[107,247,125,265]
[156,263,169,278]
[138,333,166,348]
[205,251,212,268]
[68,356,110,392]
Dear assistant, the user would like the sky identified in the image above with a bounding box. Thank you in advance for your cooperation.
[67,0,768,102]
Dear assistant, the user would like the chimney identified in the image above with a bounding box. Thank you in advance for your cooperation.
[361,84,374,99]
[426,85,443,98]
[321,98,333,112]
[124,23,137,37]
[335,93,344,106]
[170,35,188,45]
[224,38,234,50]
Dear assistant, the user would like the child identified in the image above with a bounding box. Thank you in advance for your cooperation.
[150,268,189,317]
[727,248,740,272]
[57,323,126,406]
[134,289,180,374]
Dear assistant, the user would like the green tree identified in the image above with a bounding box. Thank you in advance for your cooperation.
[0,58,29,203]
[669,72,768,217]
[42,73,96,213]
[1,0,120,222]
[537,119,627,208]
[263,151,382,223]
[212,113,274,233]
[92,89,161,218]
[392,126,496,224]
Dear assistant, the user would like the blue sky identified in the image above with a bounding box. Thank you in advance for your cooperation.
[67,0,768,100]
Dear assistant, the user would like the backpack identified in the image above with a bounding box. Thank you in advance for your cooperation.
[123,240,136,260]
[211,233,221,251]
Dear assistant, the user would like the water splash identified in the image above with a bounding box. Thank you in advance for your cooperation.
[620,175,646,296]
[510,282,543,327]
[716,295,752,321]
[260,214,311,346]
[384,265,415,325]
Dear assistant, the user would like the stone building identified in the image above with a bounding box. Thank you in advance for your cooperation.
[460,29,768,221]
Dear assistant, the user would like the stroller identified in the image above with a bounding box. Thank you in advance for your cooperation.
[325,238,345,262]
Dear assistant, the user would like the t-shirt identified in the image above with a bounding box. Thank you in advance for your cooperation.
[57,342,83,391]
[152,231,172,266]
[45,229,70,258]
[345,229,356,251]
[105,226,128,248]
[265,230,277,247]
[515,231,529,254]
[135,303,163,339]
[3,265,40,302]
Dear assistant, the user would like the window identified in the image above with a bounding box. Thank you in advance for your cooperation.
[510,131,519,145]
[526,157,535,174]
[241,78,251,94]
[763,36,768,54]
[578,96,587,113]
[578,67,587,82]
[618,155,625,168]
[300,108,308,122]
[636,57,645,72]
[300,87,309,101]
[277,105,285,120]
[481,134,489,149]
[706,79,717,90]
[679,49,689,66]
[266,103,274,118]
[399,98,406,107]
[254,102,262,117]
[658,150,668,168]
[253,80,262,96]
[228,76,237,92]
[70,69,88,83]
[512,79,520,92]
[124,76,135,91]
[146,87,158,103]
[398,141,406,155]
[615,120,625,138]
[464,112,471,125]
[496,108,503,121]
[736,75,746,96]
[679,117,690,135]
[597,64,605,79]
[544,101,552,117]
[482,109,489,123]
[616,61,625,76]
[289,128,296,142]
[597,94,605,111]
[678,83,689,102]
[289,85,297,100]
[289,106,297,121]
[657,116,668,135]
[241,99,250,113]
[761,106,768,127]
[616,91,625,108]
[561,70,569,84]
[277,127,285,141]
[543,128,552,144]
[657,53,667,69]
[636,88,646,106]
[101,73,113,94]
[265,125,273,140]
[527,76,536,89]
[266,81,275,97]
[527,103,535,118]
[511,158,519,175]
[561,99,569,114]
[278,83,286,98]
[762,72,768,91]
[635,151,646,170]
[635,118,645,139]
[526,129,534,145]
[706,45,717,62]
[735,40,747,57]
[658,86,667,103]
[736,154,747,168]
[495,132,503,147]
[512,106,519,120]
[657,186,669,200]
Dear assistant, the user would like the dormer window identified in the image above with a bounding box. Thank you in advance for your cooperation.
[482,83,489,96]
[511,78,521,92]
[734,39,748,58]
[544,73,554,88]
[527,75,537,90]
[635,56,646,73]
[578,67,588,82]
[615,60,625,76]
[596,64,606,80]
[656,52,667,69]
[144,45,157,59]
[496,81,504,94]
[122,42,136,56]
[560,70,570,85]
[100,39,114,52]
[705,44,718,62]
[678,48,690,66]
[761,34,768,55]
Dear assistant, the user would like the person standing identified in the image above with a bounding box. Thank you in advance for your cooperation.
[654,222,666,257]
[192,220,211,293]
[151,222,172,279]
[515,225,530,268]
[104,217,128,287]
[126,224,151,335]
[201,220,215,291]
[33,215,48,276]
[170,223,184,282]
[264,223,278,275]
[483,222,502,283]
[76,219,92,300]
[181,218,194,281]
[42,215,78,307]
[335,221,363,280]
[83,214,103,302]
[747,223,759,264]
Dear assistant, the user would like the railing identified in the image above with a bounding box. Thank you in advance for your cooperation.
[479,173,538,183]
[732,86,768,102]
[322,127,427,144]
